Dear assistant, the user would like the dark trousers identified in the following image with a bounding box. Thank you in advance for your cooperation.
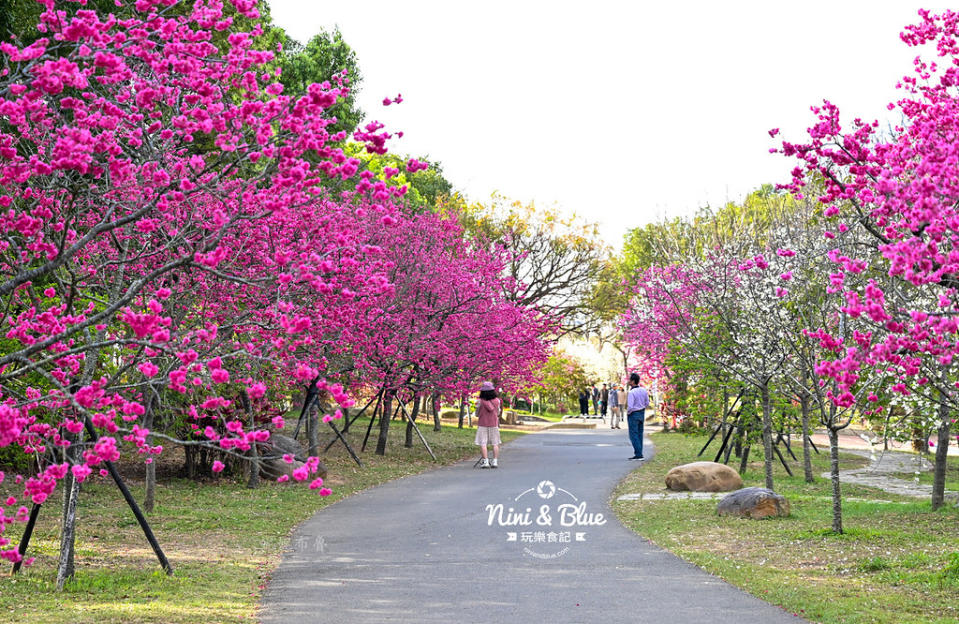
[627,410,645,457]
[600,400,608,416]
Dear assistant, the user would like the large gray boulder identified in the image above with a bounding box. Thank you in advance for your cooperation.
[665,461,743,492]
[269,433,307,457]
[260,433,328,480]
[717,487,790,519]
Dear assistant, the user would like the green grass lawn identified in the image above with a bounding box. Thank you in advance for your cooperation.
[0,418,522,624]
[613,432,959,624]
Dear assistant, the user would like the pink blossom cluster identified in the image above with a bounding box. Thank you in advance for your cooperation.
[619,262,716,389]
[0,0,549,565]
[773,9,959,408]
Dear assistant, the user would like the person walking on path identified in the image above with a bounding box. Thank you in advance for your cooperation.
[475,382,502,468]
[616,384,627,429]
[578,387,590,418]
[608,383,621,429]
[600,383,609,418]
[626,373,650,460]
[591,384,600,416]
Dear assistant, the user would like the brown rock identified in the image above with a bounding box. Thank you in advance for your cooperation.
[665,461,743,492]
[717,487,790,519]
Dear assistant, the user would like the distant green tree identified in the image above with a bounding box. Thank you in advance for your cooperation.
[587,258,631,323]
[279,28,364,137]
[620,185,798,278]
[344,145,454,211]
[457,195,608,336]
[523,351,591,413]
[0,0,43,43]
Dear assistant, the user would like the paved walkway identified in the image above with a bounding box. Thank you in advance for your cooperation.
[830,448,958,501]
[260,428,804,623]
[805,428,959,456]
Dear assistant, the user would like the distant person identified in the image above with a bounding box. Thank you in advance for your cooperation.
[591,384,600,416]
[608,383,621,429]
[578,387,590,417]
[475,382,502,468]
[600,383,609,418]
[615,384,627,429]
[626,373,650,460]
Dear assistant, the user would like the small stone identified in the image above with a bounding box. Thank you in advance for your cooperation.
[665,461,743,492]
[717,487,790,519]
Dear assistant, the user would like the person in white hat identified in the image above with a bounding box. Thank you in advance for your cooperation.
[475,381,502,468]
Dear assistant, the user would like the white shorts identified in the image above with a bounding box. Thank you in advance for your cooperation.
[475,426,501,446]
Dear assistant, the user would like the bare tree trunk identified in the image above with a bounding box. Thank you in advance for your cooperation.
[59,467,72,522]
[143,401,156,511]
[184,445,196,479]
[307,395,320,458]
[828,427,843,534]
[58,348,94,583]
[911,424,927,453]
[376,390,393,455]
[720,386,728,431]
[800,383,814,484]
[144,455,157,512]
[242,390,260,488]
[738,443,750,474]
[405,395,421,448]
[931,396,952,510]
[760,382,775,491]
[56,425,85,588]
[458,394,466,429]
[432,390,441,432]
[56,468,81,590]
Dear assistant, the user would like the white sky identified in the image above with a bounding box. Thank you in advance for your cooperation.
[269,1,951,249]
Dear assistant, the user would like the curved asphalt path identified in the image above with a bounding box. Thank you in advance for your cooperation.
[260,427,804,623]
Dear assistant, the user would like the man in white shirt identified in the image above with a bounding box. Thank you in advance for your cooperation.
[625,372,649,460]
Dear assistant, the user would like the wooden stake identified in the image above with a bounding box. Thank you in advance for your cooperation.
[82,417,172,575]
[398,400,437,461]
[10,503,41,575]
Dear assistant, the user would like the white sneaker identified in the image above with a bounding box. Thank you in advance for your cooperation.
[479,458,490,468]
[490,458,498,469]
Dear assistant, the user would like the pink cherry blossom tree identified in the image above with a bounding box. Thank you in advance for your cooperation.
[0,0,404,578]
[777,8,959,509]
[351,209,549,455]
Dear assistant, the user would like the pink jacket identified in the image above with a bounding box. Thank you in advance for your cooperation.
[477,398,501,427]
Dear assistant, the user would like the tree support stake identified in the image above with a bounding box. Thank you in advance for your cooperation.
[398,401,437,461]
[83,417,173,575]
[10,503,41,575]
